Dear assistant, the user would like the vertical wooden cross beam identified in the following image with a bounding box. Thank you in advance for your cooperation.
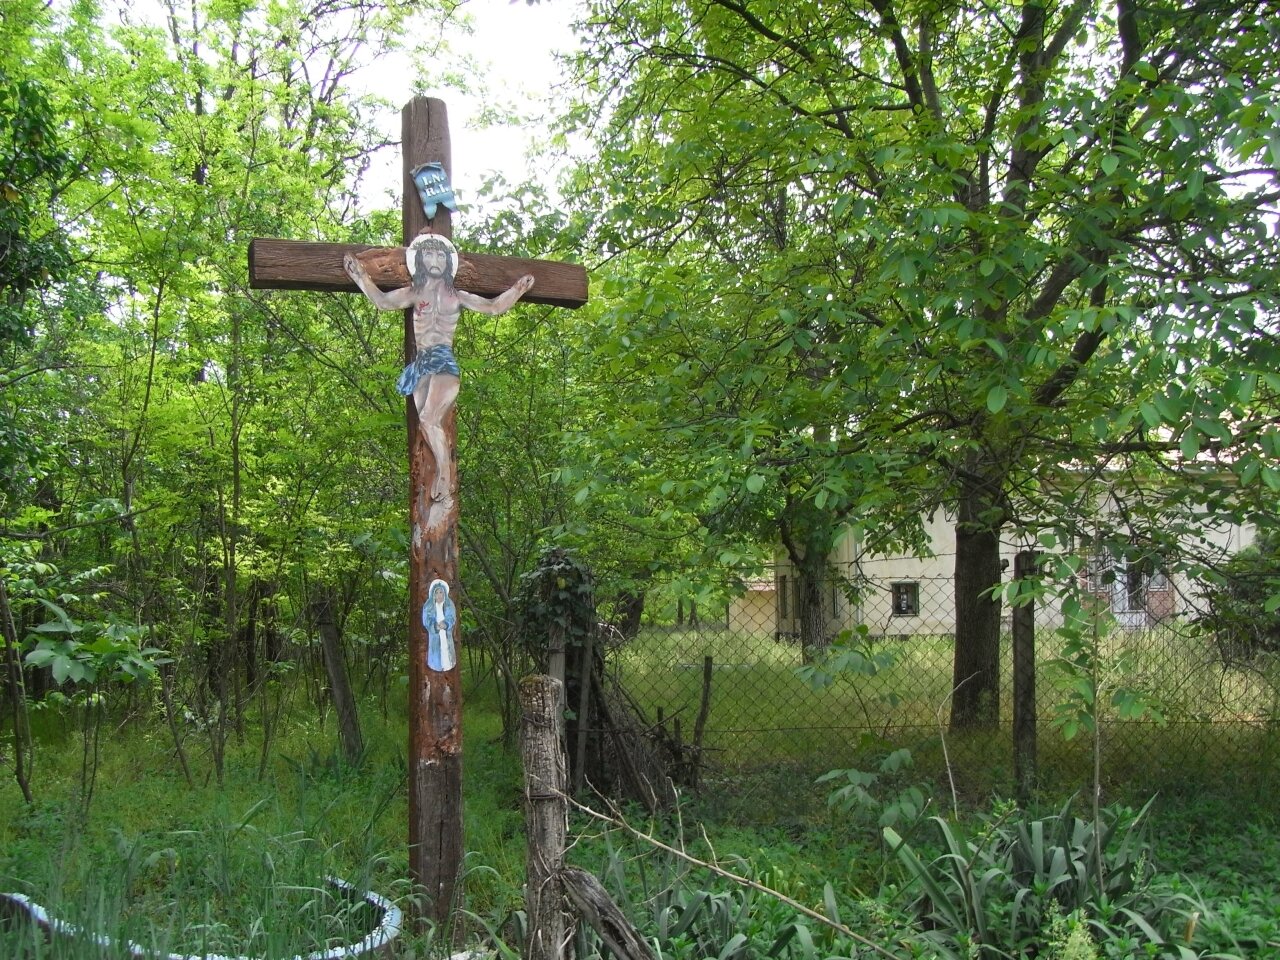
[246,96,587,927]
[403,97,464,932]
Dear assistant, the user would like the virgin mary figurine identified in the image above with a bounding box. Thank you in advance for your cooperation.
[423,578,457,672]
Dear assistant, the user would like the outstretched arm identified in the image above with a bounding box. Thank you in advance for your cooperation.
[344,253,415,310]
[456,275,535,315]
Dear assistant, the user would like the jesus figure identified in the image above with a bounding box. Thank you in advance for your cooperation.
[344,235,534,502]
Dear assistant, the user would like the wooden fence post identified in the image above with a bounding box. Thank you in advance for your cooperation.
[1012,550,1039,805]
[520,676,569,960]
[572,627,596,796]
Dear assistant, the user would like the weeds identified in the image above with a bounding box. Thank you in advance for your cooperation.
[2,656,1278,959]
[882,798,1244,959]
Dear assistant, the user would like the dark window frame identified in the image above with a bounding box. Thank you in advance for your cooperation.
[891,581,920,617]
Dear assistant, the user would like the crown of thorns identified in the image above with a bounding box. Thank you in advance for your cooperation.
[406,235,457,280]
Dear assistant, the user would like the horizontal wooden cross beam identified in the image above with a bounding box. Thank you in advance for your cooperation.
[247,238,589,309]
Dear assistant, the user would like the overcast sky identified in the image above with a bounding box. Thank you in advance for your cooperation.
[357,0,585,213]
[107,0,585,216]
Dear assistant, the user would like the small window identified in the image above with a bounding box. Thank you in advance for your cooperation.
[1086,554,1111,592]
[892,582,920,617]
[1148,569,1170,591]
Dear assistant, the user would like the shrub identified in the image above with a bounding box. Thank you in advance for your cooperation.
[1199,529,1280,664]
[883,799,1231,959]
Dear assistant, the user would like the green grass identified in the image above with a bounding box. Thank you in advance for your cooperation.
[612,624,1280,798]
[0,671,528,958]
[2,634,1278,958]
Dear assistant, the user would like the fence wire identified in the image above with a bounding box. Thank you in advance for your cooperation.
[603,564,1280,802]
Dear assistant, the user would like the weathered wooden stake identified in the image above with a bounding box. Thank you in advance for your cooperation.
[572,626,595,796]
[1012,550,1039,805]
[520,674,658,960]
[520,676,570,960]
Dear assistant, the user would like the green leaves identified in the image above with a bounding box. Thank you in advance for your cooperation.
[24,603,170,686]
[565,0,1280,634]
[884,800,1176,957]
[985,383,1008,414]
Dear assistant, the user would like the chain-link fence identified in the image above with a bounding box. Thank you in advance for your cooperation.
[605,562,1280,802]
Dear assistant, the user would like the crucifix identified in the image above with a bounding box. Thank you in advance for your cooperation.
[247,97,588,927]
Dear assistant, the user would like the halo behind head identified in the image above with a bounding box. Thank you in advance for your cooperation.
[407,235,458,281]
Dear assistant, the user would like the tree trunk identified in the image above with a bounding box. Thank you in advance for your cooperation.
[796,554,829,660]
[1012,551,1038,804]
[314,589,364,764]
[1,580,34,803]
[951,477,1005,728]
[241,582,259,691]
[779,500,837,661]
[614,591,644,640]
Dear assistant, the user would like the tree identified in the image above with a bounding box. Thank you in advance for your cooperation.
[562,0,1280,726]
[0,0,82,513]
[0,0,472,786]
[1199,528,1280,665]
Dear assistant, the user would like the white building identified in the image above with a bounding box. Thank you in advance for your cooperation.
[731,509,1255,640]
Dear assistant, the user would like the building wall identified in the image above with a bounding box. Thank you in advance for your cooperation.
[727,509,1257,639]
[728,585,776,634]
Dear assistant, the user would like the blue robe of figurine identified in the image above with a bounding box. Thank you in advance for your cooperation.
[423,583,457,672]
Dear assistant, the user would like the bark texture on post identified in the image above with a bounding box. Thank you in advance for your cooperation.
[1012,550,1038,804]
[403,96,464,929]
[520,676,570,960]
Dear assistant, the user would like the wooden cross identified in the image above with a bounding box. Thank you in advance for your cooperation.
[246,97,588,926]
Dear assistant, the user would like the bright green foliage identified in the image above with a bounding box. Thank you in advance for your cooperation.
[817,746,928,831]
[1050,592,1166,743]
[0,0,75,344]
[515,546,598,666]
[0,0,476,797]
[23,604,169,686]
[883,798,1223,958]
[0,0,83,502]
[563,0,1280,724]
[449,189,607,648]
[0,68,71,344]
[1197,528,1280,663]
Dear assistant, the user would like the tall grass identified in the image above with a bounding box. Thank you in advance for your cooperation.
[2,629,1277,957]
[0,670,526,958]
[611,623,1280,802]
